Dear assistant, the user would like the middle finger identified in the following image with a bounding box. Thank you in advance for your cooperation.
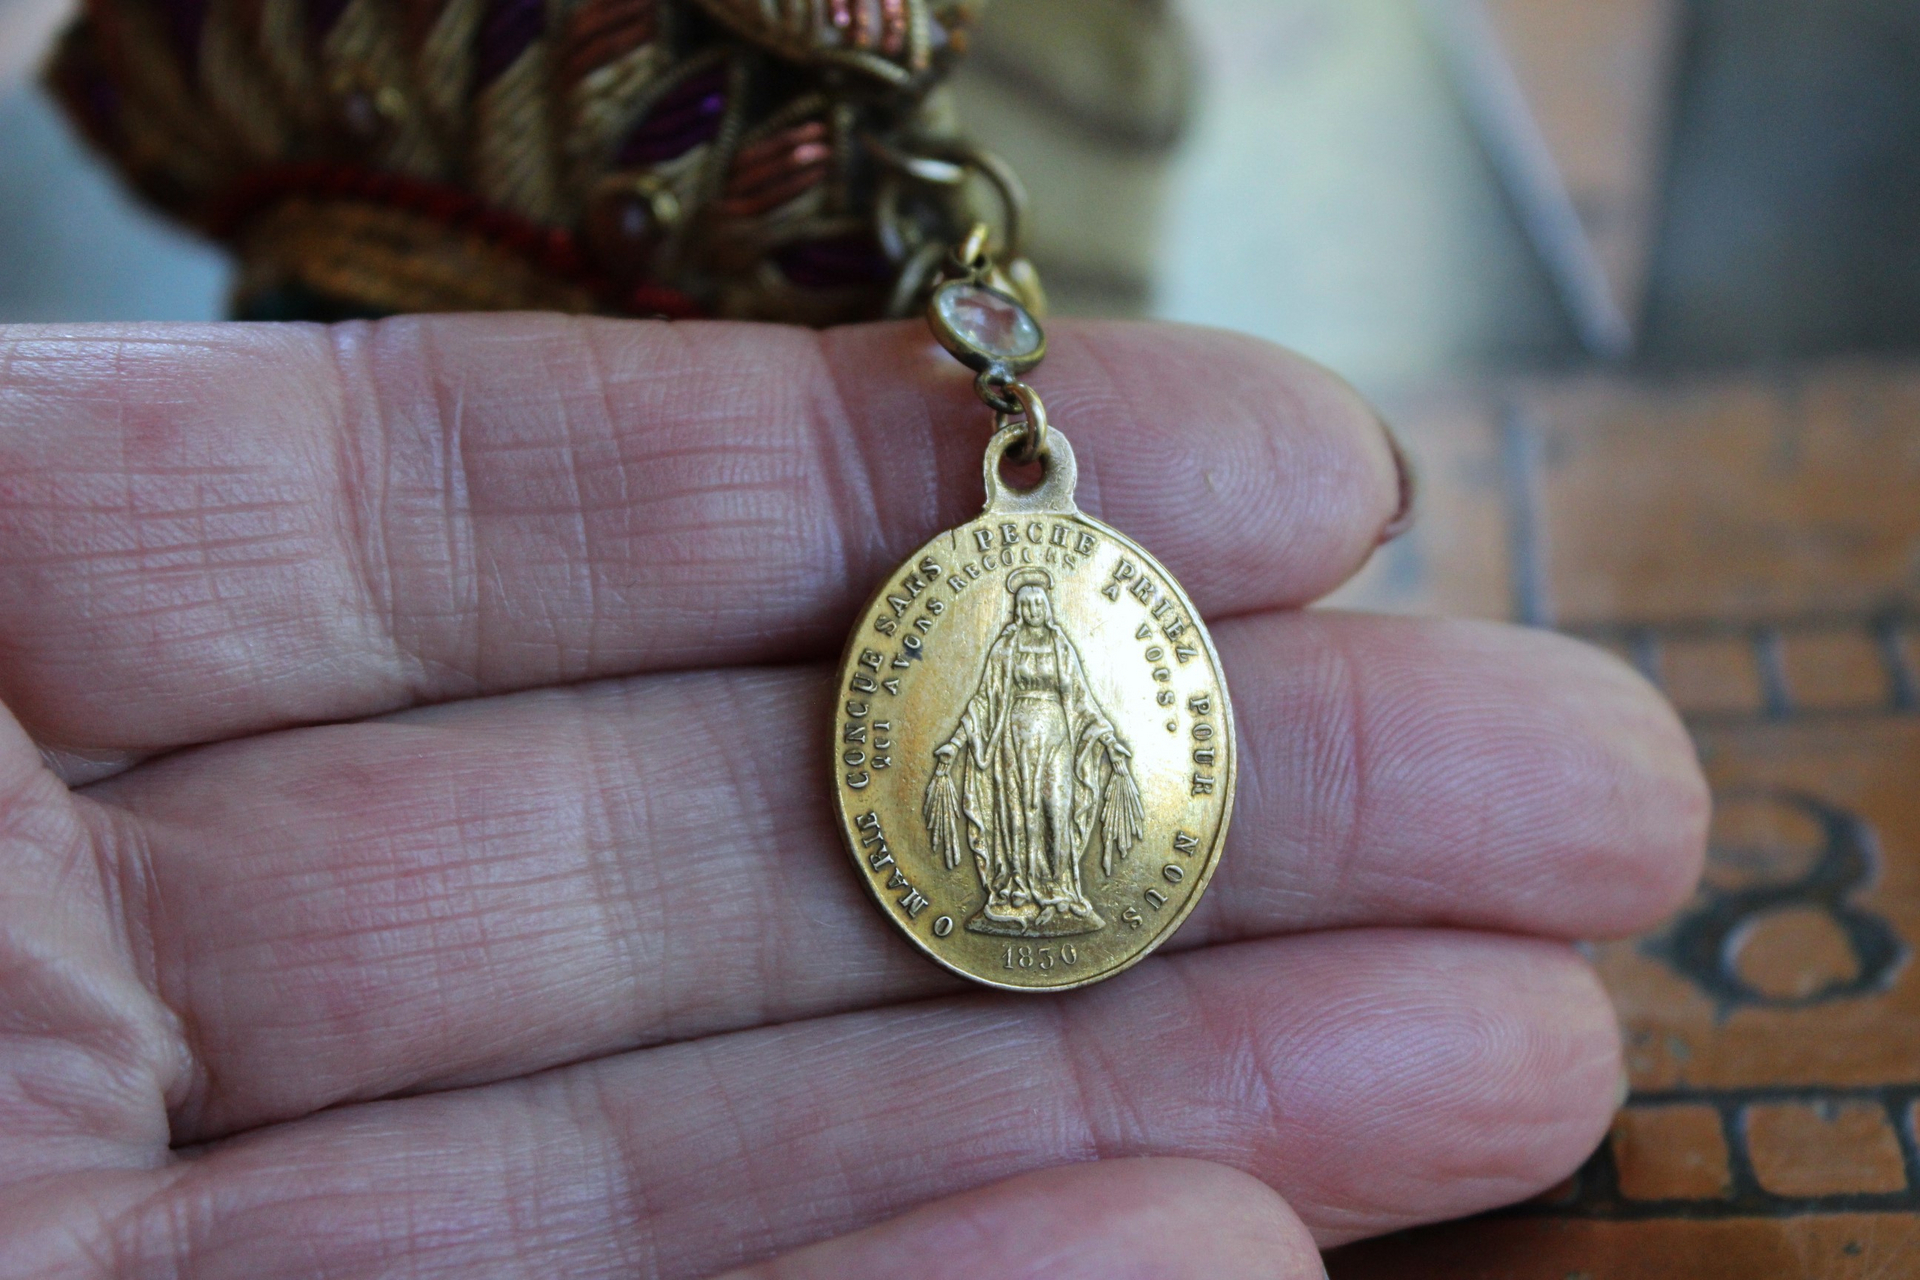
[84,611,1704,1139]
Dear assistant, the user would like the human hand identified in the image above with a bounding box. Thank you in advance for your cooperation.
[0,316,1707,1278]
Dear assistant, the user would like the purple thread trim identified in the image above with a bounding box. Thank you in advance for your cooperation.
[616,67,726,166]
[156,0,212,71]
[773,235,892,289]
[476,0,545,86]
[307,0,353,42]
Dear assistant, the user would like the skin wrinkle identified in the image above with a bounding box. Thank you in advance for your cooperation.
[806,326,889,597]
[325,323,420,706]
[0,320,1406,762]
[529,936,1600,1264]
[583,326,642,673]
[297,761,597,1072]
[561,317,609,678]
[1167,952,1284,1145]
[568,1067,661,1280]
[1047,998,1120,1169]
[625,687,685,1039]
[1232,633,1355,930]
[576,688,658,1052]
[785,1050,872,1274]
[1324,617,1374,921]
[5,1169,184,1280]
[740,679,797,1027]
[411,321,484,697]
[410,776,527,1094]
[701,677,806,1013]
[0,799,173,1189]
[723,1161,1321,1280]
[738,693,806,1013]
[75,803,198,1119]
[692,1037,782,1270]
[496,1084,580,1280]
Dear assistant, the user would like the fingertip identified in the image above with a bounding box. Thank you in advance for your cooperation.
[1577,639,1714,935]
[1030,322,1403,611]
[1515,628,1712,937]
[1240,614,1712,941]
[726,1158,1324,1280]
[1269,934,1623,1246]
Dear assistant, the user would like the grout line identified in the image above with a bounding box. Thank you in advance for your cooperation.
[1499,401,1555,629]
[1752,626,1793,720]
[1628,626,1664,689]
[1877,615,1919,712]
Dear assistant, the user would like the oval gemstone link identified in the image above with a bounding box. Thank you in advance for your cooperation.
[936,284,1043,361]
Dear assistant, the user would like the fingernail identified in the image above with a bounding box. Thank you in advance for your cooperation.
[1375,416,1417,545]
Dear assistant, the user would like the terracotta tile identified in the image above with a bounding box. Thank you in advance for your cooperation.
[1329,365,1920,1275]
[1745,1102,1907,1197]
[1330,1213,1920,1279]
[1519,369,1920,624]
[1589,634,1641,673]
[1730,908,1866,1003]
[1530,1174,1581,1206]
[1779,629,1893,712]
[1611,1104,1732,1201]
[1661,634,1765,717]
[1324,391,1513,621]
[1600,718,1920,1091]
[1897,626,1920,705]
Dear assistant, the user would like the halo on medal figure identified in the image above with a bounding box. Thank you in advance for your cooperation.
[922,567,1148,938]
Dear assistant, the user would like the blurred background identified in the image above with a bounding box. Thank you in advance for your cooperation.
[6,2,1920,1275]
[6,0,1920,391]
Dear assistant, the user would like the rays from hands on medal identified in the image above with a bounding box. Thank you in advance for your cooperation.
[0,315,1709,1279]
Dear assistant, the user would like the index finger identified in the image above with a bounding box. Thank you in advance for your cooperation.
[0,316,1398,761]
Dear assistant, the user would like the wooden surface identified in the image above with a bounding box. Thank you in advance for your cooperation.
[1327,361,1920,1278]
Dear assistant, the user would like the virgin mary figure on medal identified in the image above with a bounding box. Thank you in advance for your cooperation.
[923,567,1146,938]
[831,234,1237,993]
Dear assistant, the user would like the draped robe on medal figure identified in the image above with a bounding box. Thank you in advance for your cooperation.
[832,269,1234,990]
[924,567,1147,939]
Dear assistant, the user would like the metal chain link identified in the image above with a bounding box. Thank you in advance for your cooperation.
[988,381,1050,465]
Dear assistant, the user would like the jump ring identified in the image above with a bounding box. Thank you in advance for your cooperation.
[991,382,1050,464]
[975,369,1023,414]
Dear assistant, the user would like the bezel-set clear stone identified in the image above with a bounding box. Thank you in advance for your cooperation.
[936,284,1043,361]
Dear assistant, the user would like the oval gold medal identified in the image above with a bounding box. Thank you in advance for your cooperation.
[831,428,1236,991]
